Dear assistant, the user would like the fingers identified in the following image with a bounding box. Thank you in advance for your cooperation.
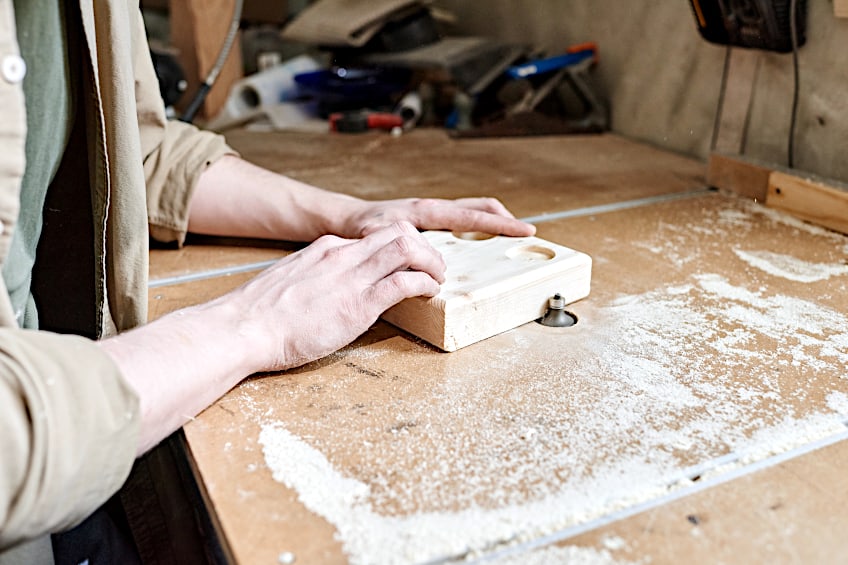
[354,197,535,238]
[443,197,517,218]
[356,222,446,285]
[364,270,441,308]
[414,201,535,237]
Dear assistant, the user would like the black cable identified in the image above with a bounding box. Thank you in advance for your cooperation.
[788,0,800,168]
[710,44,732,152]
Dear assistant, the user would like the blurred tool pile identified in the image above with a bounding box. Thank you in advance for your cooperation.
[152,0,609,137]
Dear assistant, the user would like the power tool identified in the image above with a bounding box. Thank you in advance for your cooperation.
[688,0,806,53]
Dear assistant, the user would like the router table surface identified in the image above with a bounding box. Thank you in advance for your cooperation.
[149,130,848,564]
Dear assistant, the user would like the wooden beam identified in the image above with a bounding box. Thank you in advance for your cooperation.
[170,0,243,120]
[708,152,848,235]
[767,171,848,235]
[707,152,772,201]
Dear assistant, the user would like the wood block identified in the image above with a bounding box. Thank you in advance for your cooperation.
[707,152,773,201]
[767,171,848,235]
[836,0,848,18]
[381,231,592,351]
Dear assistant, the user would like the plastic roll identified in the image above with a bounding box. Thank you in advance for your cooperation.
[211,54,323,127]
[395,91,422,128]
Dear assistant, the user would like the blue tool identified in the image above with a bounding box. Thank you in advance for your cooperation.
[506,48,596,80]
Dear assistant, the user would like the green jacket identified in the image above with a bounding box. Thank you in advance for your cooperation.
[0,0,233,554]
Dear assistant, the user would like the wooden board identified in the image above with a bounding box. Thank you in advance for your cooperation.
[836,0,848,18]
[767,170,848,235]
[223,130,708,220]
[707,152,772,201]
[172,192,848,565]
[708,153,848,235]
[145,131,848,564]
[380,230,592,351]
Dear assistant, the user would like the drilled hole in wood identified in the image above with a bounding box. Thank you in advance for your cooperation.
[506,245,555,261]
[451,231,495,241]
[775,187,782,195]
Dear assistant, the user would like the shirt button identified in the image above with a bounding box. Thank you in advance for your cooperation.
[1,55,26,84]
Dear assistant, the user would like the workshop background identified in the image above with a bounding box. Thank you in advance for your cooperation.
[442,0,847,179]
[141,0,848,181]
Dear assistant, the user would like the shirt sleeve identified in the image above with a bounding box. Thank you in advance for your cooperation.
[131,9,238,246]
[0,329,140,550]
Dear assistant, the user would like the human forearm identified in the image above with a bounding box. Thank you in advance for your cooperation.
[188,155,366,242]
[188,155,536,243]
[97,297,262,456]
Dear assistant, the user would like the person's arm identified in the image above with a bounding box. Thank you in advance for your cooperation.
[186,155,536,242]
[98,221,445,456]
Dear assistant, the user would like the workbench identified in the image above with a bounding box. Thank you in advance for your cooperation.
[148,130,848,564]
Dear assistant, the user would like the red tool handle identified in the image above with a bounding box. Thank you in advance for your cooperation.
[365,113,404,130]
[330,111,404,133]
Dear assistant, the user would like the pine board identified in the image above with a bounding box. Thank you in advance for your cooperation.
[767,170,848,235]
[380,230,592,351]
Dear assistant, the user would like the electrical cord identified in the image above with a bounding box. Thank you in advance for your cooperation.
[710,44,732,152]
[788,0,800,168]
[179,0,244,123]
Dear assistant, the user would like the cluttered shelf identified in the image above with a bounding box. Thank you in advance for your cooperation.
[146,128,848,564]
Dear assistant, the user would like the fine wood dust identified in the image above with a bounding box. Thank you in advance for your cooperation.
[252,199,848,565]
[257,274,848,564]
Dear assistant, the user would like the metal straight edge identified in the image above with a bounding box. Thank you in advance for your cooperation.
[520,188,716,225]
[149,259,278,288]
[148,188,714,289]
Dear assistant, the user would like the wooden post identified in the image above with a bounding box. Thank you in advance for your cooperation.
[170,0,243,120]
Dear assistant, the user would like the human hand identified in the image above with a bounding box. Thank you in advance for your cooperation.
[222,221,446,371]
[337,197,536,239]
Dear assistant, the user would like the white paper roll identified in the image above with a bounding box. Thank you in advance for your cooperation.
[210,54,323,128]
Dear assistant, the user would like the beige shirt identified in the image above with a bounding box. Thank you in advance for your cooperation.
[0,0,234,552]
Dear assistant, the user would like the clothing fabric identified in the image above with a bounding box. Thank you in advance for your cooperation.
[0,0,235,558]
[3,0,74,329]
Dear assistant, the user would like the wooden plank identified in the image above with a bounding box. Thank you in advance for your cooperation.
[223,130,707,220]
[767,170,848,235]
[836,0,848,18]
[170,0,243,120]
[175,193,848,565]
[380,231,592,351]
[707,152,772,201]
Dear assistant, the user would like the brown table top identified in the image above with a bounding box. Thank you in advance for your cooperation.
[149,130,848,564]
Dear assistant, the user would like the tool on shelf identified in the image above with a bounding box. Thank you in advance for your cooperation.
[329,110,404,133]
[452,42,609,138]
